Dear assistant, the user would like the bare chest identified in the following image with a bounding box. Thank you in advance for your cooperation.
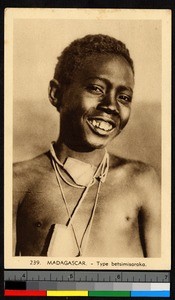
[17,171,143,256]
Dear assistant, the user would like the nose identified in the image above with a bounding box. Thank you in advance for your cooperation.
[97,92,119,115]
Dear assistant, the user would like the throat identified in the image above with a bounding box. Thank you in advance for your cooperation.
[50,142,109,187]
[53,141,105,167]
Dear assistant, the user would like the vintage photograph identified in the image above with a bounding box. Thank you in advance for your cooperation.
[5,9,171,269]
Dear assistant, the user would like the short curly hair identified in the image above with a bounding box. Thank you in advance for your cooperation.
[54,34,134,85]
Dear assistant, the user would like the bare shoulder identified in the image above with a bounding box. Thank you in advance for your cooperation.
[109,153,159,178]
[14,151,52,177]
[13,152,52,196]
[109,153,160,199]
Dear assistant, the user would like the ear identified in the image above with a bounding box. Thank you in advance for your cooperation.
[48,79,61,111]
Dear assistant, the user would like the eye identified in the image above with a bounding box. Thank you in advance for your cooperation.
[118,94,132,103]
[86,84,104,95]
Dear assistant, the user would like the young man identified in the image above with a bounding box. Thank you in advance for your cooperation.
[13,34,160,257]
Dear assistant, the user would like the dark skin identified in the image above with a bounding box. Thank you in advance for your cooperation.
[13,55,161,257]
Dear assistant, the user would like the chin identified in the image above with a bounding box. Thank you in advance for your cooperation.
[83,135,115,150]
[84,123,121,148]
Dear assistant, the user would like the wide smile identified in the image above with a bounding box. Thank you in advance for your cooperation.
[86,117,116,136]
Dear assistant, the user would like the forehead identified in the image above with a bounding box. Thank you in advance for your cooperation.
[74,54,134,86]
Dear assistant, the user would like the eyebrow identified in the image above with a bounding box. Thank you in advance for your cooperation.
[87,76,133,93]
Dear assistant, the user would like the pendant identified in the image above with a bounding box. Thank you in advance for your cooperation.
[64,157,96,186]
[47,224,80,257]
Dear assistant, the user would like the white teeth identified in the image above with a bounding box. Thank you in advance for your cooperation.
[90,119,113,131]
[92,120,97,127]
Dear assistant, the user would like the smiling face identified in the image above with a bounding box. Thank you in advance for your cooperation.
[58,54,134,151]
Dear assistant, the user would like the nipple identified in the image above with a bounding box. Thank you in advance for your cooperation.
[35,221,42,227]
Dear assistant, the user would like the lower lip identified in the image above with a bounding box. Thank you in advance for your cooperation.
[86,119,115,136]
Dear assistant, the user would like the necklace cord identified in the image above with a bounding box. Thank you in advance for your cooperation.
[79,180,102,253]
[50,142,108,188]
[50,143,109,256]
[51,158,82,255]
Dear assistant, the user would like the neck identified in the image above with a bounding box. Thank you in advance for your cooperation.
[54,140,106,167]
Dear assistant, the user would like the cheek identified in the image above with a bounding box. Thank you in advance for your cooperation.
[60,101,86,128]
[119,106,131,129]
[62,96,88,114]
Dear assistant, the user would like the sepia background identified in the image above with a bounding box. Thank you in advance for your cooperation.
[13,18,161,176]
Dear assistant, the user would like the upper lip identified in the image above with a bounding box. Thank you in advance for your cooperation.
[87,116,116,128]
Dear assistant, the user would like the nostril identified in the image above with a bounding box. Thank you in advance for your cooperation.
[97,105,119,116]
